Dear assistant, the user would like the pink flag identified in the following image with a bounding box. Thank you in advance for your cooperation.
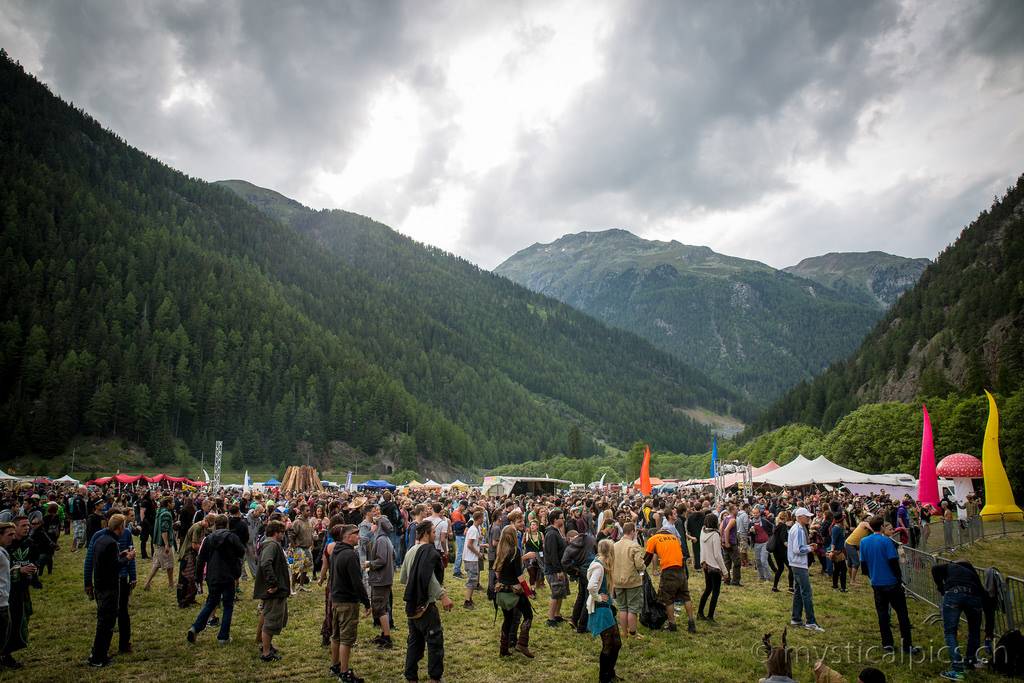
[917,404,940,508]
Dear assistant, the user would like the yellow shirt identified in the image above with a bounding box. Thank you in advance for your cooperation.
[845,522,870,548]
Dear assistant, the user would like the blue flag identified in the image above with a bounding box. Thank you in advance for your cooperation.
[710,437,718,478]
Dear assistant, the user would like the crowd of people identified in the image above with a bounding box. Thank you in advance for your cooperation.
[0,479,996,681]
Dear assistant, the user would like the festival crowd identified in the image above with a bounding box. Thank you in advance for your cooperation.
[0,479,993,682]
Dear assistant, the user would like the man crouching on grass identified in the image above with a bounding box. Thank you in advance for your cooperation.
[330,524,370,682]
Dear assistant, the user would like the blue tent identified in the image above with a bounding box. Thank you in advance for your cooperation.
[358,479,396,491]
[264,478,281,486]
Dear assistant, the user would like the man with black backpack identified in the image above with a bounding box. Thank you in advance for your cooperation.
[187,514,245,645]
[562,528,595,633]
[379,492,404,567]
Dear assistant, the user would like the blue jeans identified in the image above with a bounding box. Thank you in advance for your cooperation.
[791,567,816,624]
[453,535,466,575]
[191,581,235,641]
[753,542,770,580]
[391,531,403,567]
[942,591,982,670]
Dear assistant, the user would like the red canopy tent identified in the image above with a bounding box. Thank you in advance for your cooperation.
[88,477,113,485]
[164,476,188,484]
[186,479,207,487]
[145,474,167,483]
[32,477,52,484]
[112,474,143,484]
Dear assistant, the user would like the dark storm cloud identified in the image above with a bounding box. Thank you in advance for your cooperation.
[1,0,1022,270]
[462,0,907,263]
[2,0,444,192]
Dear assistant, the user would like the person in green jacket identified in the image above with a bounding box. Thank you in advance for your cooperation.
[143,498,176,590]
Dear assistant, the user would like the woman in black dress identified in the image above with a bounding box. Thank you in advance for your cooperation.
[494,523,534,659]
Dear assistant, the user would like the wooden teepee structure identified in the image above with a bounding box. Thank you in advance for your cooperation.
[280,465,323,493]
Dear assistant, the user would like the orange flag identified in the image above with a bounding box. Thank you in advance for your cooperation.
[639,444,652,495]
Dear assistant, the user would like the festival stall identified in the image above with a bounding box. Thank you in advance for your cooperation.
[358,479,397,491]
[752,455,915,490]
[446,479,470,491]
[481,476,571,497]
[54,474,80,485]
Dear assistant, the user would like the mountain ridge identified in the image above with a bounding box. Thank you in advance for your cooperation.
[494,229,905,402]
[783,251,931,309]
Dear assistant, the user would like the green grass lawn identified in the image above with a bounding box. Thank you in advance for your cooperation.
[938,534,1024,577]
[13,540,1021,683]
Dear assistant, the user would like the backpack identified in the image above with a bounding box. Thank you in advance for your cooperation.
[639,573,667,630]
[993,629,1024,676]
[766,532,777,554]
[385,504,402,532]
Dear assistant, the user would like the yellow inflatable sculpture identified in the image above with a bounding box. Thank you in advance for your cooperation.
[980,390,1023,521]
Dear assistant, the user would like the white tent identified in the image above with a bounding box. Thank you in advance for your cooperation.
[54,474,80,484]
[0,469,17,481]
[753,455,913,488]
[481,476,572,497]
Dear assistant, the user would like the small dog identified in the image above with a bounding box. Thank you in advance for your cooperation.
[762,628,793,680]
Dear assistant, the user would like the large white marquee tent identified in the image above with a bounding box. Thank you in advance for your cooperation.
[752,455,916,489]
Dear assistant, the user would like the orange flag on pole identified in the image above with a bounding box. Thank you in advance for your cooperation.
[639,444,652,495]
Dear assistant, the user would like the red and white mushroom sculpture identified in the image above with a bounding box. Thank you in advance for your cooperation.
[936,453,983,517]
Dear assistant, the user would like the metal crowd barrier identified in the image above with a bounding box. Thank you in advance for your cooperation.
[899,543,1024,637]
[915,514,1024,554]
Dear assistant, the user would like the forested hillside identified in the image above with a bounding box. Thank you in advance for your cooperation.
[0,52,743,472]
[750,175,1024,436]
[218,181,751,455]
[494,229,884,401]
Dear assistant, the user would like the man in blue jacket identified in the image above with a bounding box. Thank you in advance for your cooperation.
[84,513,134,667]
[860,515,920,655]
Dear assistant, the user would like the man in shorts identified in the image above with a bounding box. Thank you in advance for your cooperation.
[462,511,484,609]
[143,497,176,590]
[366,513,396,649]
[254,519,290,663]
[329,524,370,682]
[613,522,645,637]
[645,525,696,633]
[543,509,569,626]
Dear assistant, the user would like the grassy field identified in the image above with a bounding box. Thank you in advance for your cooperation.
[12,536,1024,682]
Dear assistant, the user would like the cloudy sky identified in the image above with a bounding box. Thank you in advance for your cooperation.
[3,0,1022,269]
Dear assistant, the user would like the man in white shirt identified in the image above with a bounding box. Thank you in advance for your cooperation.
[462,511,484,609]
[788,508,823,632]
[426,503,449,570]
